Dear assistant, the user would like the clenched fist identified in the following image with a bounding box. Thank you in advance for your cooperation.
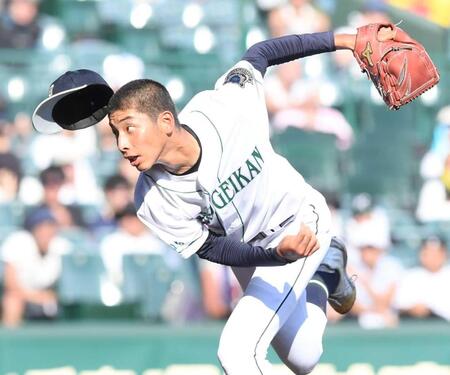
[276,223,320,262]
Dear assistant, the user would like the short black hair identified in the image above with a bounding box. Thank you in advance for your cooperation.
[115,202,137,221]
[103,174,130,191]
[108,79,180,127]
[40,165,65,186]
[421,235,447,250]
[0,152,22,179]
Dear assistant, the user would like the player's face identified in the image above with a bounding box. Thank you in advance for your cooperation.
[109,108,168,172]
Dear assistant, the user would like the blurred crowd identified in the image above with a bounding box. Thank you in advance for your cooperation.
[0,0,449,329]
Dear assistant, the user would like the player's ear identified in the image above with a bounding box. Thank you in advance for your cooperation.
[157,111,175,135]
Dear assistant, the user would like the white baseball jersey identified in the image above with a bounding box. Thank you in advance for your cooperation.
[135,60,311,258]
[135,60,333,374]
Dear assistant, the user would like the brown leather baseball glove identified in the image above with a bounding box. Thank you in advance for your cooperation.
[353,23,440,110]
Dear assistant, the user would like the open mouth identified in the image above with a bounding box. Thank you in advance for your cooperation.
[126,156,138,165]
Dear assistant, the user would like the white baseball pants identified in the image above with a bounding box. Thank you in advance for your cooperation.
[218,186,332,375]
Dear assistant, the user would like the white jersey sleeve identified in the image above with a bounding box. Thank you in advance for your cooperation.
[215,60,264,89]
[213,60,266,111]
[134,172,209,259]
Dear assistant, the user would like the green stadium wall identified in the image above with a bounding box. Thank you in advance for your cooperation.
[0,321,449,375]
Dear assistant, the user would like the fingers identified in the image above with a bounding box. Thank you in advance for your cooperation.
[305,235,319,256]
[277,223,321,260]
[296,223,320,257]
[297,226,310,250]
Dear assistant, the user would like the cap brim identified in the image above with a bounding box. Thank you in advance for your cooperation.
[32,84,88,134]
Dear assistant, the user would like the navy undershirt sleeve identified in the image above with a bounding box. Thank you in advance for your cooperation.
[196,231,292,267]
[242,31,336,76]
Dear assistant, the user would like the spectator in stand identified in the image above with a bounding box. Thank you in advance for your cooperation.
[99,203,168,300]
[29,127,101,205]
[416,106,450,222]
[1,207,72,327]
[38,165,85,229]
[350,233,404,329]
[12,112,34,156]
[430,106,450,158]
[0,121,22,203]
[265,61,354,150]
[88,174,133,239]
[52,150,101,206]
[0,119,13,153]
[0,0,66,51]
[0,0,41,49]
[344,193,391,265]
[267,0,330,37]
[198,259,242,320]
[324,191,344,239]
[395,235,450,321]
[0,151,21,203]
[30,125,97,173]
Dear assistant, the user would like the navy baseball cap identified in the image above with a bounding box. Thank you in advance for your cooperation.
[24,208,56,231]
[32,69,114,134]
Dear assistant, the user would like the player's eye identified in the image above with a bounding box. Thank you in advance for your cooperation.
[127,126,135,133]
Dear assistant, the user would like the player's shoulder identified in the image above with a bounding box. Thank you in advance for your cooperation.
[179,90,212,115]
[134,168,193,215]
[215,60,263,90]
[222,61,259,87]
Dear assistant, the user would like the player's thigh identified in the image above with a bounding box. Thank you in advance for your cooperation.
[218,263,310,374]
[225,185,332,346]
[220,185,332,361]
[223,238,329,350]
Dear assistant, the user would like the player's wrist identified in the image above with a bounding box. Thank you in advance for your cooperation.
[334,33,356,51]
[273,247,296,264]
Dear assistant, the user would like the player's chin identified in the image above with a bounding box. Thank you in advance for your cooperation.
[135,163,148,172]
[135,159,154,172]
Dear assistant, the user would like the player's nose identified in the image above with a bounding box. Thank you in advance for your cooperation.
[117,134,130,153]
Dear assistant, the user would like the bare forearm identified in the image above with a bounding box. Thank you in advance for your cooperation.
[334,34,356,50]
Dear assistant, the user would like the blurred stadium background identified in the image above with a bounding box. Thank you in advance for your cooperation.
[0,0,449,374]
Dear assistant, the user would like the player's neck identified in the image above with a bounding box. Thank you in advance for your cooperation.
[159,125,200,175]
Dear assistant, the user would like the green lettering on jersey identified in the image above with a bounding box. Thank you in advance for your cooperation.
[211,190,228,209]
[219,180,235,202]
[245,159,260,179]
[210,146,265,210]
[252,146,264,168]
[227,174,241,194]
[232,167,251,189]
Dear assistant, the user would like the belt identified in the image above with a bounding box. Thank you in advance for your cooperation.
[249,214,295,243]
